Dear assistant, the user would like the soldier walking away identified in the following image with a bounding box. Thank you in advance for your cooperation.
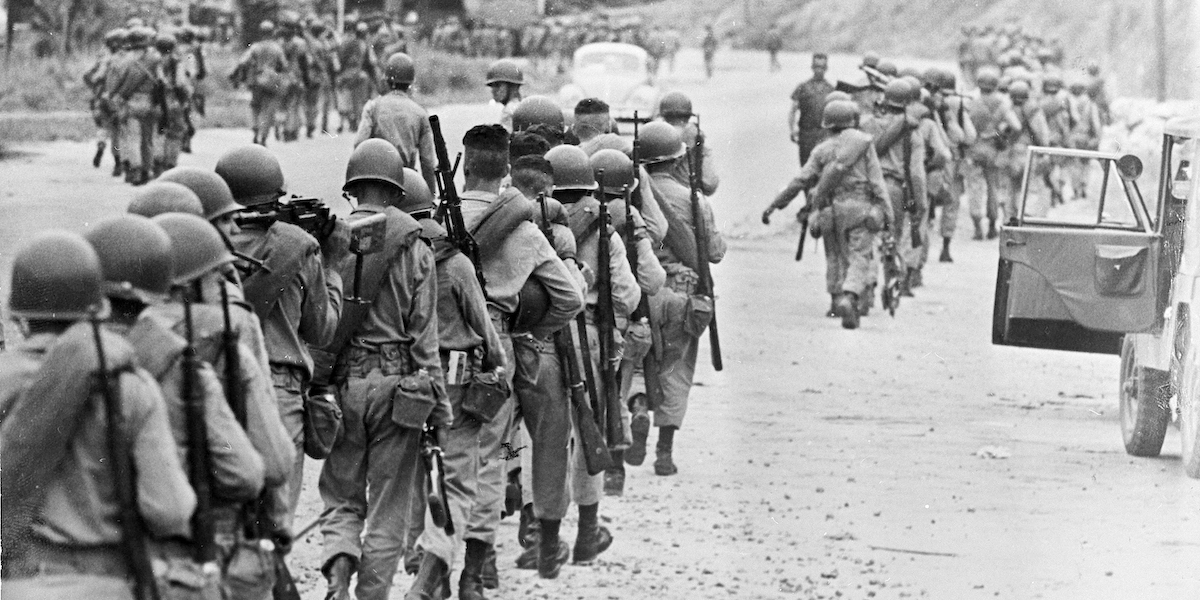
[659,92,719,197]
[0,230,196,599]
[701,26,718,79]
[765,25,784,73]
[635,122,726,474]
[966,66,1020,240]
[84,28,126,176]
[317,140,449,600]
[1085,63,1111,126]
[354,52,438,194]
[304,21,339,137]
[152,32,190,178]
[790,54,836,169]
[928,68,977,263]
[105,26,164,186]
[278,14,312,142]
[486,58,525,131]
[1066,75,1102,199]
[1001,80,1049,219]
[230,21,288,146]
[1039,72,1071,206]
[336,22,378,134]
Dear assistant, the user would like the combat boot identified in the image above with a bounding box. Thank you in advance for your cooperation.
[480,544,498,589]
[834,292,859,330]
[986,218,998,239]
[625,394,650,466]
[323,554,355,600]
[458,540,488,600]
[111,160,123,178]
[939,238,953,263]
[909,268,923,289]
[307,125,315,139]
[900,270,916,298]
[404,552,449,600]
[972,217,984,240]
[518,503,538,548]
[93,140,106,168]
[654,426,678,476]
[537,519,570,578]
[605,451,625,496]
[572,503,613,564]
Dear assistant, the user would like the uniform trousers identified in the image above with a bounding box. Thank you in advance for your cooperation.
[513,334,571,520]
[119,94,157,171]
[269,366,307,532]
[250,91,281,140]
[281,81,304,136]
[884,177,927,270]
[964,156,1004,223]
[465,331,518,545]
[415,381,482,567]
[646,276,701,430]
[304,83,333,133]
[336,72,371,131]
[567,321,617,506]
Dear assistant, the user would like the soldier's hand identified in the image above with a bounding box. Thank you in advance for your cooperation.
[320,218,352,268]
[761,207,774,225]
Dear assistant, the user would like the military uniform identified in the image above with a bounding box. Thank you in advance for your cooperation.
[933,94,977,251]
[280,32,311,141]
[305,30,338,136]
[336,36,376,132]
[1066,87,1102,198]
[668,122,719,196]
[84,45,122,174]
[353,90,437,192]
[1002,99,1050,218]
[233,38,288,145]
[153,46,191,177]
[862,111,928,271]
[966,89,1021,234]
[105,42,163,184]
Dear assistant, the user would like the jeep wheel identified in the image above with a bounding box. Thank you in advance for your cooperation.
[1179,349,1200,477]
[1119,337,1171,457]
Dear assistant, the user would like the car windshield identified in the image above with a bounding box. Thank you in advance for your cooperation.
[577,52,643,74]
[1019,149,1145,231]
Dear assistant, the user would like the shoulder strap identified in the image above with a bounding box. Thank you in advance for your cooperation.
[568,205,602,244]
[468,192,536,260]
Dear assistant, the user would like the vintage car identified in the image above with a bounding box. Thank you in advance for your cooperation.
[992,117,1200,472]
[558,42,660,124]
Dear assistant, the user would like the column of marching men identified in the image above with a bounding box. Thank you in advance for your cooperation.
[0,53,723,600]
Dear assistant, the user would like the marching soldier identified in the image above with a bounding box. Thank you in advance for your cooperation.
[336,22,377,133]
[904,77,951,289]
[84,28,126,176]
[763,100,892,329]
[152,32,189,177]
[278,14,312,142]
[929,68,977,263]
[305,21,339,137]
[486,58,525,131]
[318,140,448,600]
[1002,80,1050,218]
[790,53,835,169]
[1066,75,1102,199]
[636,122,725,473]
[1039,72,1071,206]
[105,26,163,186]
[966,66,1020,239]
[354,52,438,193]
[230,21,288,146]
[0,231,196,598]
[659,92,719,197]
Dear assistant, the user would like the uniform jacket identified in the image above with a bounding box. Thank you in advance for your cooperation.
[563,196,642,319]
[235,39,288,94]
[106,48,163,101]
[606,199,666,296]
[1067,93,1102,149]
[354,91,437,192]
[669,121,719,196]
[862,112,928,185]
[419,218,506,370]
[646,172,726,270]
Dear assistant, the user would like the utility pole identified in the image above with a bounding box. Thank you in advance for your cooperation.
[1154,0,1167,101]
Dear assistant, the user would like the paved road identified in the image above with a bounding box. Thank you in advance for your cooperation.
[2,47,1199,598]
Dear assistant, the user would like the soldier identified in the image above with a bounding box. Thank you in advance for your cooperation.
[231,20,288,146]
[790,53,835,169]
[635,121,725,473]
[763,101,891,329]
[216,145,351,534]
[317,140,448,600]
[336,22,377,133]
[1039,72,1071,206]
[152,32,189,177]
[966,66,1020,240]
[486,58,525,131]
[105,26,163,186]
[457,125,584,598]
[354,52,438,194]
[930,69,977,263]
[1085,63,1111,126]
[1066,76,1102,199]
[305,21,339,137]
[0,231,195,598]
[701,25,718,79]
[904,77,951,289]
[1002,80,1050,218]
[277,15,312,142]
[659,92,719,197]
[400,165,508,598]
[765,24,783,73]
[84,28,125,175]
[175,26,205,154]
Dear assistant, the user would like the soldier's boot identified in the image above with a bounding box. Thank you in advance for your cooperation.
[900,269,916,297]
[572,503,613,564]
[654,426,678,476]
[93,141,106,168]
[972,217,984,241]
[323,554,355,600]
[826,294,839,318]
[458,540,489,600]
[939,237,953,263]
[515,507,540,570]
[111,159,123,178]
[480,544,498,590]
[605,452,625,496]
[834,292,860,330]
[986,218,998,240]
[625,393,650,466]
[856,290,871,317]
[181,136,191,154]
[537,519,569,578]
[307,124,315,139]
[910,268,923,289]
[404,552,449,600]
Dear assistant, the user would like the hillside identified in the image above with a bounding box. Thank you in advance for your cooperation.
[624,0,1198,100]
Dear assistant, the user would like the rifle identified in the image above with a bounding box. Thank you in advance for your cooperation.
[595,200,622,445]
[235,195,335,240]
[794,203,813,261]
[900,133,922,249]
[880,234,903,317]
[626,114,666,409]
[421,426,454,535]
[687,115,723,371]
[537,194,612,475]
[182,284,216,565]
[429,114,486,292]
[91,318,161,600]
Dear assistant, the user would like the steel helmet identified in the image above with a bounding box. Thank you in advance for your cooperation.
[824,90,852,104]
[9,231,109,321]
[862,51,880,68]
[85,215,174,304]
[938,68,958,92]
[976,66,1001,91]
[127,181,205,218]
[398,167,435,213]
[1067,76,1087,94]
[152,213,234,284]
[344,139,405,192]
[259,20,275,33]
[898,67,921,80]
[658,91,693,118]
[1042,71,1064,92]
[883,79,913,109]
[157,167,242,220]
[486,59,524,85]
[899,75,923,101]
[822,100,859,129]
[155,32,176,52]
[127,26,155,47]
[876,61,898,77]
[1008,80,1031,101]
[638,121,686,164]
[385,52,416,85]
[512,96,564,132]
[546,145,598,191]
[215,145,285,205]
[104,28,127,46]
[589,149,637,195]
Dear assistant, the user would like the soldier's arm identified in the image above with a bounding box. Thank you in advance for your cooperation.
[865,145,894,228]
[636,165,668,243]
[960,104,978,146]
[1031,112,1051,147]
[629,207,667,295]
[298,250,341,348]
[405,243,451,427]
[453,255,507,371]
[237,344,295,488]
[527,224,586,340]
[353,101,374,145]
[700,143,719,196]
[607,231,642,319]
[125,369,197,539]
[197,363,265,502]
[926,122,952,169]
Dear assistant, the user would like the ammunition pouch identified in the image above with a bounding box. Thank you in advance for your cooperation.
[461,370,510,423]
[153,556,221,600]
[664,264,700,296]
[831,199,886,233]
[303,392,343,460]
[621,319,653,365]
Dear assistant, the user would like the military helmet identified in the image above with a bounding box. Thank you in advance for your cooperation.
[385,52,416,85]
[486,59,524,85]
[176,26,196,43]
[128,181,205,218]
[1067,75,1087,94]
[825,90,852,105]
[1042,71,1064,92]
[159,167,244,220]
[921,68,942,90]
[822,100,859,129]
[898,66,921,80]
[976,66,1001,91]
[398,168,435,213]
[658,91,693,118]
[126,17,146,29]
[152,213,234,284]
[862,51,880,68]
[127,26,155,47]
[215,145,285,205]
[512,96,565,132]
[104,28,127,46]
[259,20,275,33]
[883,79,913,109]
[1008,79,1031,101]
[546,145,598,191]
[9,230,109,321]
[899,75,923,101]
[938,68,958,92]
[589,149,637,195]
[876,61,898,77]
[85,215,174,304]
[637,121,686,165]
[154,32,177,52]
[344,139,405,193]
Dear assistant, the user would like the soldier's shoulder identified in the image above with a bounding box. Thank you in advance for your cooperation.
[267,220,321,251]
